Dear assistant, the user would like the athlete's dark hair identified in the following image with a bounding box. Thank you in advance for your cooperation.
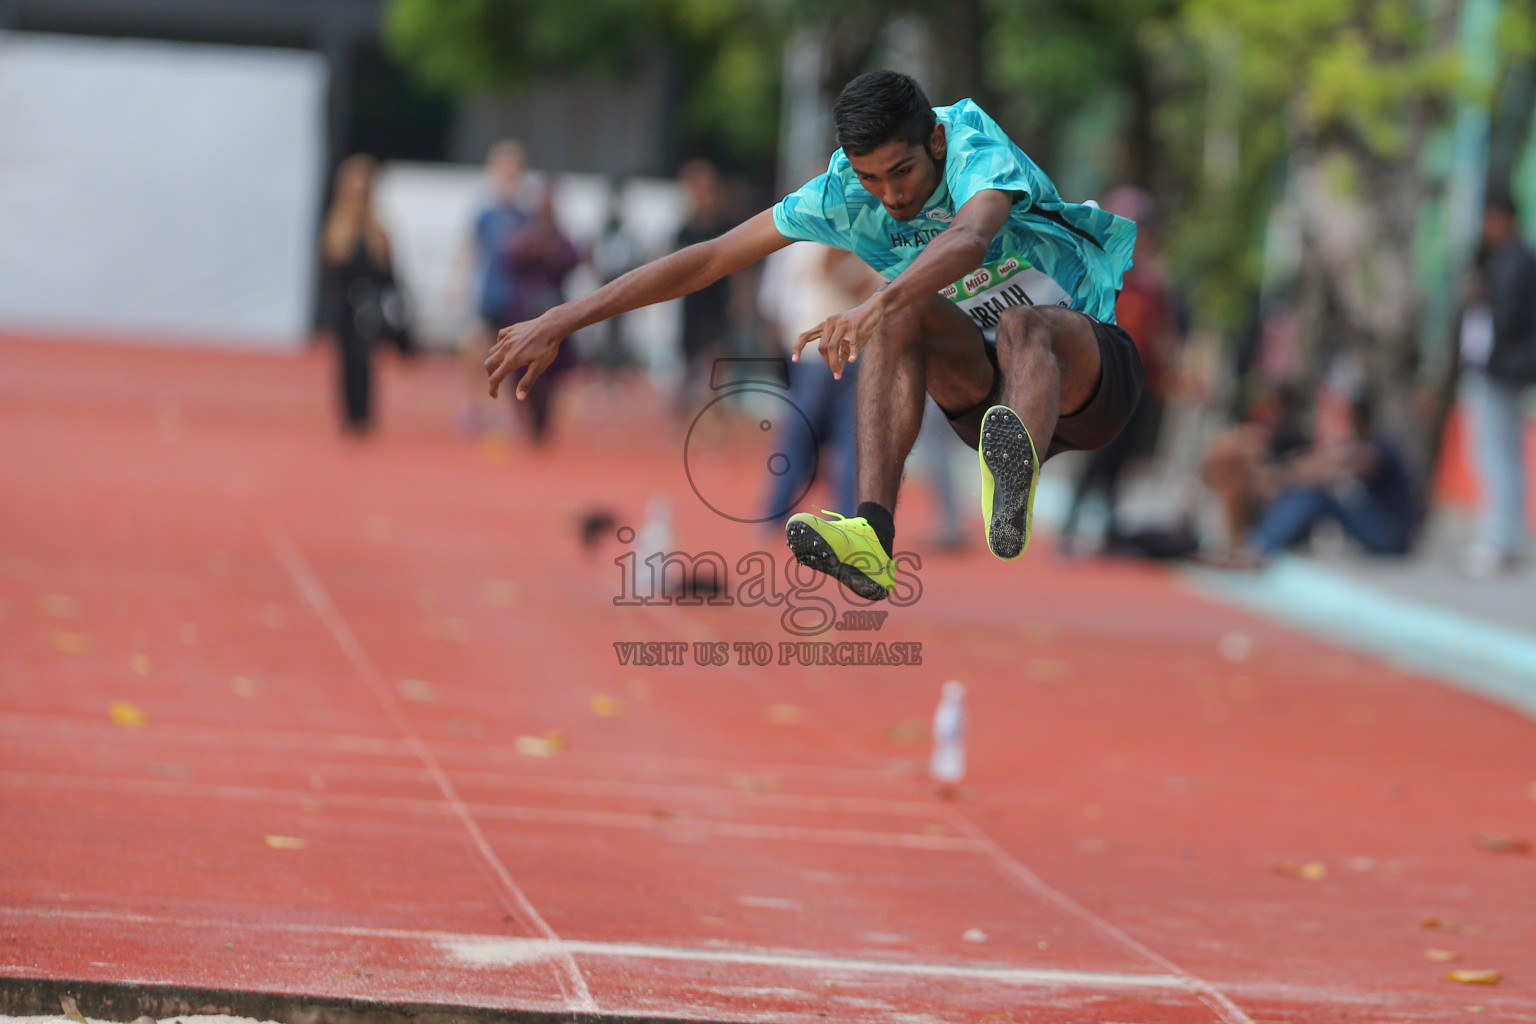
[833,71,937,157]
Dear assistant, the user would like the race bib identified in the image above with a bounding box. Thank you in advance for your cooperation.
[939,254,1069,339]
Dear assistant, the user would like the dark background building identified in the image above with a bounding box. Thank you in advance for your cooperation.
[0,0,674,178]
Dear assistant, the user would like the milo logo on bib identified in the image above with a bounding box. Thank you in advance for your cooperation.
[944,251,1070,338]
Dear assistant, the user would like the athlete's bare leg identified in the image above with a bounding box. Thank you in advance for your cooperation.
[943,305,1103,454]
[853,295,993,510]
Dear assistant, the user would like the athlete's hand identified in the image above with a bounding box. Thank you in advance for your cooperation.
[485,314,567,400]
[792,295,889,379]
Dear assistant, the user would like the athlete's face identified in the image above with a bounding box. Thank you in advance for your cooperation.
[847,124,946,222]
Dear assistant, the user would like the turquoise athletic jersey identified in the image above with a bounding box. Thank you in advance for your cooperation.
[771,99,1136,335]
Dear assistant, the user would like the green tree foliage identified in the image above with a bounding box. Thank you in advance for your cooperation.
[386,0,1536,435]
[383,0,787,158]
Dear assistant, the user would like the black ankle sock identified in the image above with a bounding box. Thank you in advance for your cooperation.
[857,501,895,558]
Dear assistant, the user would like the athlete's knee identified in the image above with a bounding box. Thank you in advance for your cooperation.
[994,305,1053,354]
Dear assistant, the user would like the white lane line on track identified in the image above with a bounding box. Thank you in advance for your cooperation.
[944,811,1255,1024]
[0,710,897,787]
[0,733,944,818]
[267,529,596,1013]
[0,771,975,852]
[0,906,1188,993]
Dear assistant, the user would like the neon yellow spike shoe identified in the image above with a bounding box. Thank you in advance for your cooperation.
[785,510,895,601]
[979,405,1040,560]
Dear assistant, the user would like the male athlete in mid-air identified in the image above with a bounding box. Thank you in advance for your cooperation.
[486,71,1143,600]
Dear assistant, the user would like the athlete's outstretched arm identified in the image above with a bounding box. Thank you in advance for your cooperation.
[794,189,1014,377]
[487,209,790,399]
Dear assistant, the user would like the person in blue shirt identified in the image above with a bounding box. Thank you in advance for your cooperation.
[485,71,1144,600]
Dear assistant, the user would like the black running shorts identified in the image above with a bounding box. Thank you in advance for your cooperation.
[1041,314,1145,460]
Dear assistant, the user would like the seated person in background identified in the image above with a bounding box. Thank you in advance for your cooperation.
[1240,392,1418,563]
[1200,381,1312,562]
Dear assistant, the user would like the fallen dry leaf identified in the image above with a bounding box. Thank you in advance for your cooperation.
[589,694,626,718]
[59,995,86,1023]
[882,719,925,745]
[1027,658,1067,682]
[51,631,90,655]
[477,433,514,464]
[1273,861,1326,881]
[515,730,567,758]
[398,678,438,702]
[484,580,517,607]
[1426,949,1461,962]
[1218,631,1253,662]
[264,835,306,850]
[41,595,82,620]
[766,704,804,725]
[1444,970,1500,986]
[427,616,468,643]
[108,701,147,729]
[1475,834,1531,855]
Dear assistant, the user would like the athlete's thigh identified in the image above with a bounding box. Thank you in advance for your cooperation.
[909,293,994,417]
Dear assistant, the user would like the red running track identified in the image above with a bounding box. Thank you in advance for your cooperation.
[1,335,1532,1023]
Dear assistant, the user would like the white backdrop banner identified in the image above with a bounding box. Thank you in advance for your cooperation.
[0,32,326,348]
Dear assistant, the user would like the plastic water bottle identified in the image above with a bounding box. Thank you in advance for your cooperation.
[636,494,673,561]
[930,680,967,785]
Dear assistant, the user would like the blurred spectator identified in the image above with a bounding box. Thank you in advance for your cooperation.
[674,159,736,415]
[1059,186,1184,554]
[1200,381,1312,561]
[472,140,530,332]
[1242,393,1417,563]
[457,140,529,434]
[757,243,879,524]
[1459,192,1536,577]
[320,153,405,434]
[505,183,581,443]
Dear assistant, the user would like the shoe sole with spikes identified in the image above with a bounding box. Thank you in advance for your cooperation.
[979,405,1039,560]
